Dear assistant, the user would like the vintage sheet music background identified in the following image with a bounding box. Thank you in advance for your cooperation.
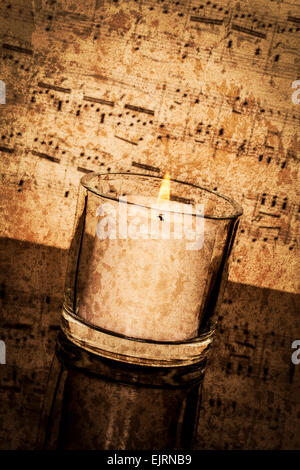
[0,0,299,449]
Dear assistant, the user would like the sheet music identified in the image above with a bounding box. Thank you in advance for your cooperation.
[0,0,299,450]
[1,0,299,292]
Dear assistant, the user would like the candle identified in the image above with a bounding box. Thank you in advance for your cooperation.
[74,173,223,342]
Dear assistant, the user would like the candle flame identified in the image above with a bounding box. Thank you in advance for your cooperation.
[158,172,171,201]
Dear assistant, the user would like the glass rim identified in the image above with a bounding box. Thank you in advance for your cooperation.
[80,171,243,220]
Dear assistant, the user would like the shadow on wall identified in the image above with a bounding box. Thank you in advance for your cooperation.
[0,236,299,449]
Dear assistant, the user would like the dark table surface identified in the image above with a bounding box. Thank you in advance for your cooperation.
[0,236,299,449]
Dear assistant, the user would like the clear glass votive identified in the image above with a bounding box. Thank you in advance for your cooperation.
[62,172,242,343]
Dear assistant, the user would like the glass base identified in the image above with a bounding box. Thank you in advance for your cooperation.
[61,305,216,367]
[38,316,216,450]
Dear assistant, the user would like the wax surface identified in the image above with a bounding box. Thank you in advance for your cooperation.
[77,194,217,341]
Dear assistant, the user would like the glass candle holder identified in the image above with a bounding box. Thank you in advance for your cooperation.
[63,172,242,342]
[40,172,242,450]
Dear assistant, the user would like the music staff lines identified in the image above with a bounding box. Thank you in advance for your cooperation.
[237,223,298,248]
[2,37,299,128]
[1,120,298,201]
[200,394,298,425]
[1,1,299,80]
[69,63,300,124]
[3,0,299,39]
[1,165,298,251]
[24,79,299,169]
[29,62,300,123]
[1,125,299,216]
[0,146,132,197]
[216,325,298,358]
